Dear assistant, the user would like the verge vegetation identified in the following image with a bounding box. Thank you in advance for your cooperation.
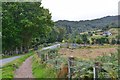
[1,51,33,79]
[32,54,57,78]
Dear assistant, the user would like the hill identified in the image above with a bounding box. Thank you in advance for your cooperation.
[55,16,118,34]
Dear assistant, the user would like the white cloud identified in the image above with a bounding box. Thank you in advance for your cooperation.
[41,0,119,21]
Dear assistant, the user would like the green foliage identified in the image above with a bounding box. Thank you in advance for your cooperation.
[55,16,118,34]
[95,52,118,78]
[76,37,83,44]
[80,34,90,44]
[46,27,66,43]
[32,54,57,78]
[111,38,117,44]
[1,51,33,79]
[2,2,54,53]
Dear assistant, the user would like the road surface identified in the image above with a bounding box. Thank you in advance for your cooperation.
[0,44,61,67]
[42,44,60,50]
[0,55,22,67]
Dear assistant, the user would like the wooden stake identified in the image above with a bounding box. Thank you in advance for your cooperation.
[68,56,75,80]
[93,62,99,80]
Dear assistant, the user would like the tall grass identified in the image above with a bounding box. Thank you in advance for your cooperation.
[32,54,57,79]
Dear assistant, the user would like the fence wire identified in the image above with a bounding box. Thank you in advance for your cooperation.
[36,48,118,79]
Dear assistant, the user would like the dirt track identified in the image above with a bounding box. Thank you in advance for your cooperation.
[59,47,117,59]
[14,56,33,78]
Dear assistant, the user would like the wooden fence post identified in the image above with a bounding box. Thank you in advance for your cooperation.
[45,54,47,61]
[45,54,49,63]
[93,62,99,80]
[68,56,75,80]
[55,60,58,71]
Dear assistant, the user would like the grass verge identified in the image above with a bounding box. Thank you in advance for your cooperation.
[1,51,33,79]
[32,54,57,79]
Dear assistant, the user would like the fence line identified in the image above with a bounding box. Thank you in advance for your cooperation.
[36,49,112,79]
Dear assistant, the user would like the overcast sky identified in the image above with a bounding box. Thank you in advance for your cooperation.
[41,0,120,21]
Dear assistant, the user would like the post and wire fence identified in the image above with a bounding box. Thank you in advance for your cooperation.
[36,46,118,79]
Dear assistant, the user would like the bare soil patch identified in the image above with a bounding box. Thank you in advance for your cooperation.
[58,47,117,59]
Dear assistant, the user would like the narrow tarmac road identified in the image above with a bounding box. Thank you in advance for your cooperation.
[0,43,60,67]
[0,55,22,67]
[14,56,33,78]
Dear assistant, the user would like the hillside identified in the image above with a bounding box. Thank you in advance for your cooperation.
[55,16,118,34]
[90,28,119,39]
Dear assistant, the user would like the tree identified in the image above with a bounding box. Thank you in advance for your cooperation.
[46,27,59,43]
[2,2,54,55]
[76,37,83,44]
[57,27,66,42]
[111,38,116,45]
[80,34,90,44]
[95,37,109,45]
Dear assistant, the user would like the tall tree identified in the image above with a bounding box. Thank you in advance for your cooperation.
[2,2,54,54]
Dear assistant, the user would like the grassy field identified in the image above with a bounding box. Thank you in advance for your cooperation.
[59,45,118,60]
[1,51,33,79]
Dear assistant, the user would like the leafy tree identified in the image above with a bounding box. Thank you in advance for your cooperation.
[111,38,116,45]
[2,2,53,54]
[76,37,83,44]
[46,27,59,43]
[95,37,109,45]
[80,34,90,44]
[57,27,66,42]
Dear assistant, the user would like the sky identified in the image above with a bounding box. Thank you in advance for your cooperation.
[41,0,120,21]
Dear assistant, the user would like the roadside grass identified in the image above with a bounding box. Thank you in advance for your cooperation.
[32,54,57,79]
[1,51,33,79]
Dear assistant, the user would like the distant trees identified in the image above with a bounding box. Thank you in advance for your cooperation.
[102,25,110,31]
[67,34,90,44]
[55,16,118,34]
[91,37,109,45]
[111,39,116,45]
[111,38,120,45]
[76,37,83,44]
[57,27,66,42]
[46,27,66,43]
[80,34,90,44]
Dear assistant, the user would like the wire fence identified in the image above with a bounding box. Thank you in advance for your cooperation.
[36,47,118,79]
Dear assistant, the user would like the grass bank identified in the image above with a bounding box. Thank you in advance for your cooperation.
[1,51,33,79]
[32,54,57,79]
